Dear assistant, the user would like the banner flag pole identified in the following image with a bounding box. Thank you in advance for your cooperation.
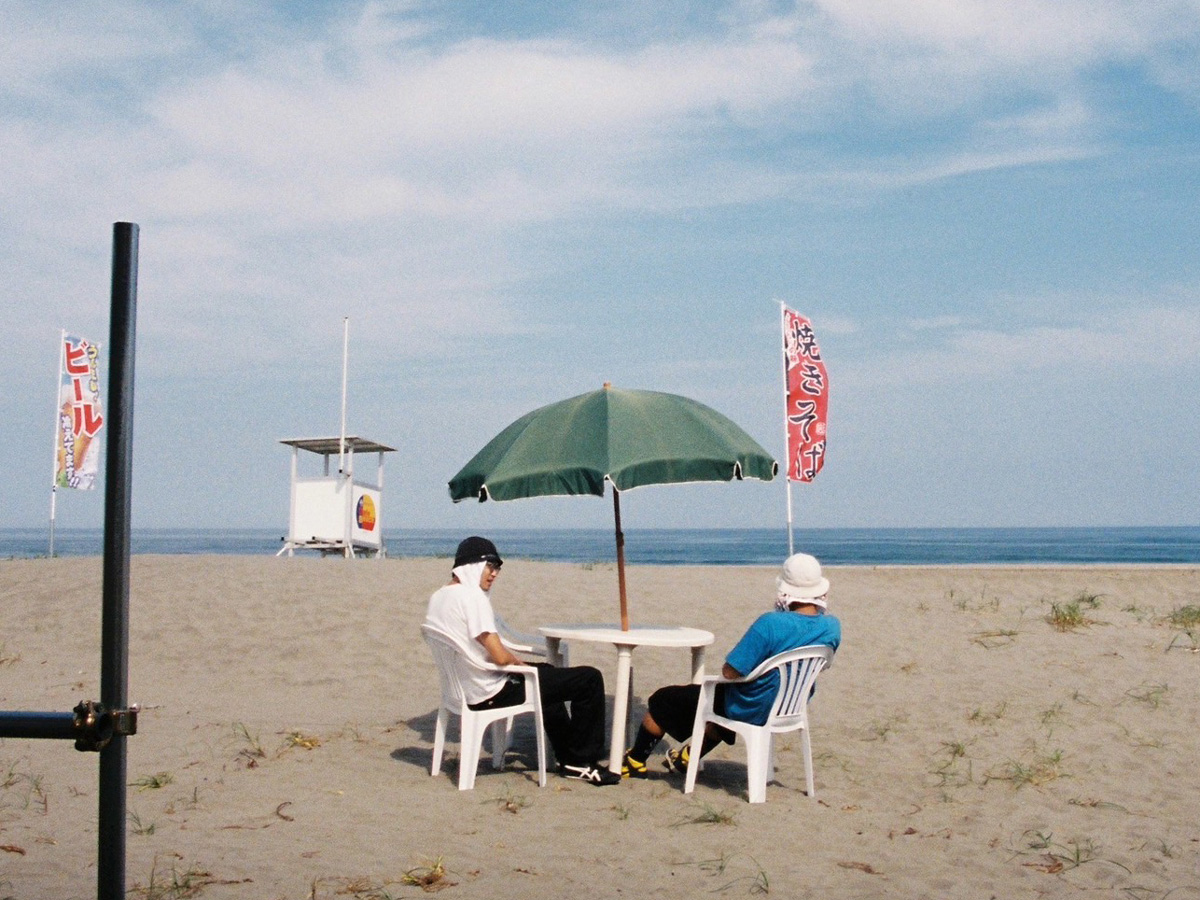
[49,329,66,557]
[780,303,829,558]
[778,302,795,556]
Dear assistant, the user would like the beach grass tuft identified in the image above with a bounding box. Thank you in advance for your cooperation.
[691,852,770,893]
[1163,604,1200,652]
[128,857,212,899]
[1067,797,1130,813]
[673,801,738,827]
[1015,831,1130,875]
[1,760,46,811]
[1165,604,1200,628]
[1046,591,1103,631]
[931,739,975,789]
[128,809,156,836]
[486,785,530,814]
[400,857,454,892]
[232,722,266,766]
[1165,630,1200,652]
[947,586,1000,613]
[281,730,321,751]
[131,771,174,791]
[865,714,905,742]
[328,876,407,899]
[1039,702,1066,727]
[967,702,1008,725]
[972,628,1018,649]
[1047,604,1082,630]
[1118,725,1166,749]
[1123,682,1169,709]
[988,747,1067,788]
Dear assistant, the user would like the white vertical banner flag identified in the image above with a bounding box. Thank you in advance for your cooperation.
[54,333,104,490]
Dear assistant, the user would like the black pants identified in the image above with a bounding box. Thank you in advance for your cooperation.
[469,663,607,766]
[647,683,736,745]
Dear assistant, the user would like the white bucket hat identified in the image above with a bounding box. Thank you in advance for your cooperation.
[776,553,830,608]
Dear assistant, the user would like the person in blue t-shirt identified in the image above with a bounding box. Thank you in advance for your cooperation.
[622,552,841,777]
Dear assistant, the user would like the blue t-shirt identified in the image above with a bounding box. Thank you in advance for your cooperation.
[723,610,841,725]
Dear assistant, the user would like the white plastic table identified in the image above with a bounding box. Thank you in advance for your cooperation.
[538,624,716,775]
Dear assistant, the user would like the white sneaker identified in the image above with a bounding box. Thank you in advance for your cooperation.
[560,763,621,786]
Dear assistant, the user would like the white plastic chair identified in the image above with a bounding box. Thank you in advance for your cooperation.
[683,644,833,803]
[421,623,548,790]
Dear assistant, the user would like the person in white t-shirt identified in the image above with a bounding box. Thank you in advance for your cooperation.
[425,536,620,786]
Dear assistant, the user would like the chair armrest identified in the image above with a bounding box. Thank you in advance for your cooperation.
[499,664,540,676]
[700,669,756,688]
[500,636,536,654]
[479,661,541,678]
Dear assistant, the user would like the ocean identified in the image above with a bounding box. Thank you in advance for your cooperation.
[3,526,1200,565]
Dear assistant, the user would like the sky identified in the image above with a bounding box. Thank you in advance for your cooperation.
[3,0,1199,536]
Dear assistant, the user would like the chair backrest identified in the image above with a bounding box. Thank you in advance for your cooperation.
[421,623,475,711]
[757,645,834,730]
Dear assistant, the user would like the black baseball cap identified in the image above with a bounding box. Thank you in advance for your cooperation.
[453,536,503,569]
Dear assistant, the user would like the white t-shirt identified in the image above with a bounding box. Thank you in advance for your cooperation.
[425,577,507,705]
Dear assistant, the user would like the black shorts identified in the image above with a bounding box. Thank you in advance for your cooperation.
[647,683,735,744]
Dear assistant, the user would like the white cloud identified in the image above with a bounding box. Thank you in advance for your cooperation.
[844,303,1200,390]
[137,31,817,226]
[809,0,1171,62]
[6,0,1196,242]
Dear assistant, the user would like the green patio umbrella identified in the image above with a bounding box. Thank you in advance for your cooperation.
[449,384,778,630]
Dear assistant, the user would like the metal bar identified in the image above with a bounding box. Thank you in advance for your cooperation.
[0,711,77,741]
[98,221,138,900]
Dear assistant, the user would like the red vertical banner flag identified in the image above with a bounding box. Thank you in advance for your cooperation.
[782,307,828,482]
[54,333,104,490]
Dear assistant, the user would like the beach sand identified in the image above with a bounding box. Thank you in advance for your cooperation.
[2,556,1199,899]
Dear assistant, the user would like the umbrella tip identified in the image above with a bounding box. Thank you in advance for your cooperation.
[603,381,612,390]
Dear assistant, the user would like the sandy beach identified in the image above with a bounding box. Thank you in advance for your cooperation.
[2,555,1198,899]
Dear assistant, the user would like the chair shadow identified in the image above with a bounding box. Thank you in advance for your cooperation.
[682,756,816,803]
[391,709,550,781]
[397,693,656,781]
[680,758,753,801]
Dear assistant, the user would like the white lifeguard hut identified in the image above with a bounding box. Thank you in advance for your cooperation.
[277,318,395,558]
[277,436,395,558]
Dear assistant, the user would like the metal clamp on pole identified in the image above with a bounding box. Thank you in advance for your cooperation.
[68,702,133,752]
[113,705,139,737]
[71,700,140,752]
[73,701,112,752]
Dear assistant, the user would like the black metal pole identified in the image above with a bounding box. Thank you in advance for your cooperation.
[98,222,138,900]
[0,712,77,740]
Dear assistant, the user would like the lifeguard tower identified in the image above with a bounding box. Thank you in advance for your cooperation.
[278,436,395,558]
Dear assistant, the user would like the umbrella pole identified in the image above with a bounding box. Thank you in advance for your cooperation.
[613,489,629,631]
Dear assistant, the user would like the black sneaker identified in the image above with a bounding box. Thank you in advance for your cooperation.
[663,743,691,775]
[622,751,650,779]
[560,763,622,786]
